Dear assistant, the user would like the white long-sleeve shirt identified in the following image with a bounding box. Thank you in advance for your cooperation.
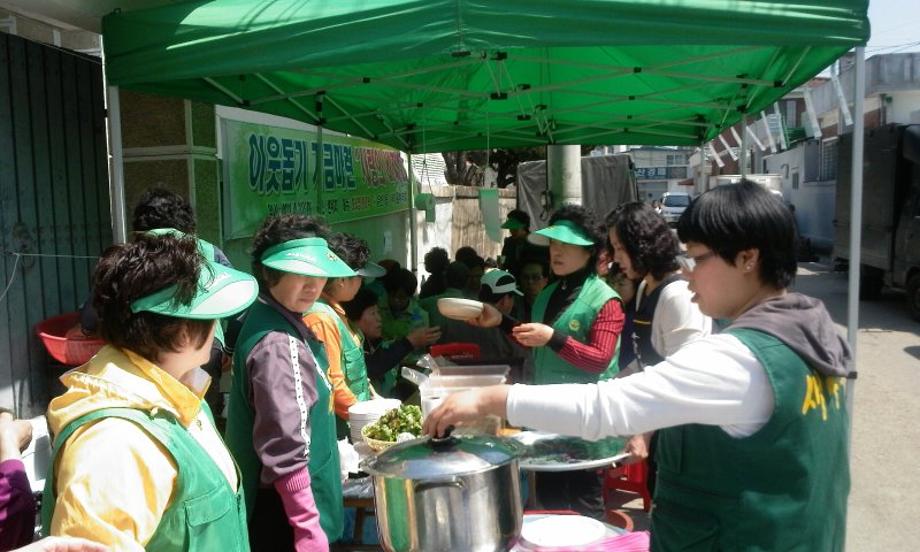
[507,333,774,439]
[635,278,711,358]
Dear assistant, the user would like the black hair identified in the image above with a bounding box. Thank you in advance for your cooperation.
[382,268,417,295]
[327,232,370,271]
[323,233,370,292]
[445,261,470,289]
[677,180,797,288]
[342,286,379,322]
[548,203,606,269]
[132,188,196,233]
[506,209,531,230]
[93,234,213,362]
[520,258,549,279]
[605,201,680,280]
[377,259,401,275]
[423,247,450,274]
[250,214,330,290]
[455,246,481,268]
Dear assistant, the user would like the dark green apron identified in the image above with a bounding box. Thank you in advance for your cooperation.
[532,273,621,384]
[225,298,343,543]
[653,329,849,551]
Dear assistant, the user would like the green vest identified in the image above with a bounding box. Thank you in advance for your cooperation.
[308,300,371,401]
[652,329,850,552]
[531,273,621,384]
[42,405,249,551]
[225,299,344,543]
[308,300,371,438]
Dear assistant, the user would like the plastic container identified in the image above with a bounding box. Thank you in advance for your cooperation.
[420,384,503,436]
[432,363,510,378]
[426,374,507,389]
[36,312,105,366]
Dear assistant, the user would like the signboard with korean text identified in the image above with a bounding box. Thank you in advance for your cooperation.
[634,166,688,180]
[221,119,409,239]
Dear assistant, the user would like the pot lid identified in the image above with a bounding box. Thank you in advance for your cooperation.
[363,434,523,479]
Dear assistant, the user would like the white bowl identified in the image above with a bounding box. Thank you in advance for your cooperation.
[437,297,485,321]
[348,399,400,418]
[520,515,606,548]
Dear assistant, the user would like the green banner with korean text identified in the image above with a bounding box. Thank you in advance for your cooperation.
[221,118,409,239]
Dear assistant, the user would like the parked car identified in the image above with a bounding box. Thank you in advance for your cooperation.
[660,192,692,226]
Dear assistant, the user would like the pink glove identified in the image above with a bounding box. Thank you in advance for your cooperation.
[273,468,330,552]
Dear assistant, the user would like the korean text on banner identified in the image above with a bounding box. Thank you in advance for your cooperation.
[221,119,410,239]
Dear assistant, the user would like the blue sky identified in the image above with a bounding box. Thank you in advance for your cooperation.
[867,0,920,55]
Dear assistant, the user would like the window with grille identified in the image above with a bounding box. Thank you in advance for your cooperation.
[666,154,687,165]
[819,139,838,181]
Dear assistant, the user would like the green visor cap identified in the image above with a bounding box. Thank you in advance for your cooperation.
[261,237,356,278]
[501,218,527,230]
[529,220,594,247]
[130,261,258,319]
[356,261,386,278]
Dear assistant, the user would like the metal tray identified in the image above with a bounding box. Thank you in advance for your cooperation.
[512,431,628,472]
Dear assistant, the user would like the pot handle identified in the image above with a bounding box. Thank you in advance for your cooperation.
[413,478,465,494]
[429,425,457,449]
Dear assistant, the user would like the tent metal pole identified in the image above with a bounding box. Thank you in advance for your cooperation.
[548,145,582,207]
[846,46,865,432]
[106,84,128,244]
[407,152,419,277]
[315,126,323,213]
[740,117,748,178]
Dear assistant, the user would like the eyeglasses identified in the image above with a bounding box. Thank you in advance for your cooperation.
[676,251,717,272]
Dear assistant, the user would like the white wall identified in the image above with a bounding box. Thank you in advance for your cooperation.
[763,146,835,250]
[413,193,453,281]
[888,90,920,125]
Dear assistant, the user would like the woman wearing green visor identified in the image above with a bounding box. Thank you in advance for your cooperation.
[464,204,625,518]
[303,232,386,439]
[225,215,355,551]
[43,233,258,551]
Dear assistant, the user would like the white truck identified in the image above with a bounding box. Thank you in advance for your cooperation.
[713,174,784,199]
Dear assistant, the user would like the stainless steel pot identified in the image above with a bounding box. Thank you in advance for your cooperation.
[362,432,524,552]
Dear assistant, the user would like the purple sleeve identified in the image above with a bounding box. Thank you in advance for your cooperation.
[0,459,36,550]
[247,332,320,486]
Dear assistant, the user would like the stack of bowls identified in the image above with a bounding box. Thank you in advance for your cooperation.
[348,398,401,444]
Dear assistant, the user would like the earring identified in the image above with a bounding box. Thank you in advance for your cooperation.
[745,264,753,271]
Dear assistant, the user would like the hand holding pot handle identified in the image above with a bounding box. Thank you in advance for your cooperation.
[423,386,511,438]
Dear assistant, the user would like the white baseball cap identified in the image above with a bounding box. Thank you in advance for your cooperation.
[480,269,523,296]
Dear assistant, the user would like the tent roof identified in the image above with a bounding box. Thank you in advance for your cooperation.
[102,0,869,153]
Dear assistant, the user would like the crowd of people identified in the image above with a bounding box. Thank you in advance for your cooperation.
[0,181,851,551]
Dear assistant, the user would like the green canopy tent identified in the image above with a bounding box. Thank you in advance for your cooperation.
[102,0,868,153]
[101,0,870,423]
